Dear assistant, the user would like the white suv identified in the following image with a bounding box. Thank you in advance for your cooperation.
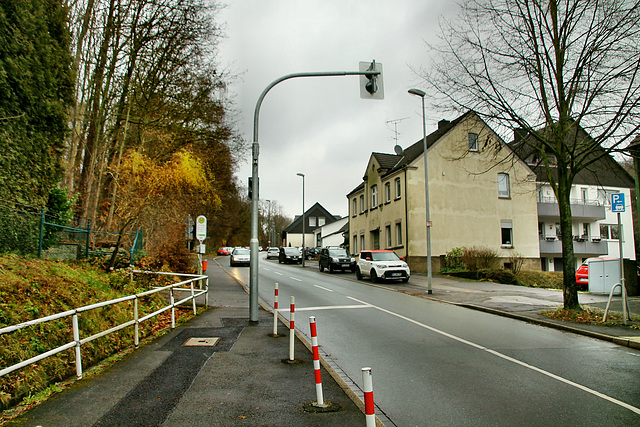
[356,250,410,283]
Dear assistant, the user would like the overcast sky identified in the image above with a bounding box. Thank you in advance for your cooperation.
[217,0,459,219]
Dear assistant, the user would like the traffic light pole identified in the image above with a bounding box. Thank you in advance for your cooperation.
[248,66,381,324]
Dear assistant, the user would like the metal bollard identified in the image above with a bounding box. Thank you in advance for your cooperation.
[289,296,295,361]
[309,316,324,406]
[362,367,375,427]
[273,283,279,336]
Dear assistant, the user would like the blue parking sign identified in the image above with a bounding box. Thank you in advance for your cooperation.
[611,193,625,212]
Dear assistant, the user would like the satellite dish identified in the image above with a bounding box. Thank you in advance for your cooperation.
[394,145,403,155]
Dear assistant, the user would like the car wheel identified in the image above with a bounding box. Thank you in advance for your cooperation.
[319,263,324,272]
[371,270,379,283]
[329,264,334,273]
[401,278,409,283]
[356,267,363,280]
[350,267,356,273]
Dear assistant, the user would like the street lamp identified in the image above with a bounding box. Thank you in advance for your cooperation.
[408,88,432,294]
[297,173,306,267]
[265,199,271,247]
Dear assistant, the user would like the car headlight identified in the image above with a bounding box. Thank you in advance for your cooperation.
[332,257,339,262]
[350,258,355,262]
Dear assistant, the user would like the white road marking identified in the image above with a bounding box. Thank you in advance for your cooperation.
[290,277,302,282]
[274,272,283,276]
[280,305,372,313]
[314,285,333,292]
[347,296,640,415]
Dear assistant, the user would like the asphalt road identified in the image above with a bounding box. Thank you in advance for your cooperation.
[226,255,640,426]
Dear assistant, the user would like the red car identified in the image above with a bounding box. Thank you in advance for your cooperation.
[575,261,589,289]
[217,247,229,256]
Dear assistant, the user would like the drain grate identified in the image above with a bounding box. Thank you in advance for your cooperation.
[182,337,220,347]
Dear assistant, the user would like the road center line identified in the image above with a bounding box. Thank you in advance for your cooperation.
[290,277,302,282]
[347,296,640,415]
[273,272,283,276]
[314,285,333,292]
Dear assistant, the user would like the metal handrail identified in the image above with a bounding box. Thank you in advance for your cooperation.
[0,271,208,379]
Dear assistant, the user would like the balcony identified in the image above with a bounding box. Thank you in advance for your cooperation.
[537,197,606,221]
[539,236,608,256]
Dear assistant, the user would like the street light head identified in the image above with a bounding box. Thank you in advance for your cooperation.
[296,173,305,177]
[408,88,426,98]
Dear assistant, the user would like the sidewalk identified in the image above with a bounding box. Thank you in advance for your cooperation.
[7,259,640,426]
[7,261,366,427]
[395,271,640,350]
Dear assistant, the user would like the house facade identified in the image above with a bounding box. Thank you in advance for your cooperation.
[282,202,341,248]
[313,217,348,248]
[511,129,636,271]
[347,111,540,273]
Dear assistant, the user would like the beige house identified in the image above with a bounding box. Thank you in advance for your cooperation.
[347,111,540,273]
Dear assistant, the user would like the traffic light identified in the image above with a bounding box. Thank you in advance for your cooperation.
[359,60,384,100]
[248,177,253,200]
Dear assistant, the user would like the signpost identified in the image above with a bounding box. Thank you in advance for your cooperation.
[605,193,631,324]
[196,215,207,272]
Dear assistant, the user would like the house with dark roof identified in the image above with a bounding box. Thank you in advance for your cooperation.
[510,126,636,271]
[282,202,341,248]
[347,111,540,273]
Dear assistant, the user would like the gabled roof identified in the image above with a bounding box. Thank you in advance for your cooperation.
[509,125,634,189]
[284,202,339,233]
[347,111,473,196]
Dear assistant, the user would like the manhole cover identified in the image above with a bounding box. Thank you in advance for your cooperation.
[183,337,220,347]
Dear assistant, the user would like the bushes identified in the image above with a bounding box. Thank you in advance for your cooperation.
[442,246,561,289]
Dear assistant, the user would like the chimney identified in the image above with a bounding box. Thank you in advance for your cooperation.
[438,119,450,130]
[513,128,527,143]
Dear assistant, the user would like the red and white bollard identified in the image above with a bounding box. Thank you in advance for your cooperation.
[362,367,375,427]
[309,316,324,406]
[289,296,295,361]
[273,283,279,336]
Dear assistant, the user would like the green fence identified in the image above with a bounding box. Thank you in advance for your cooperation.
[0,200,143,263]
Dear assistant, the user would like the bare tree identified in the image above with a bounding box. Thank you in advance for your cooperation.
[419,0,640,309]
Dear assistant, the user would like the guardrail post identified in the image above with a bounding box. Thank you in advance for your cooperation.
[170,288,176,329]
[205,277,209,307]
[72,313,83,379]
[38,207,45,258]
[190,280,196,314]
[134,296,139,347]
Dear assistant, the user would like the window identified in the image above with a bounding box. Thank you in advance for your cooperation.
[395,178,401,199]
[359,195,365,213]
[352,198,357,217]
[600,224,620,240]
[371,185,378,208]
[384,182,391,203]
[353,234,357,253]
[385,225,392,248]
[582,223,590,238]
[360,234,365,252]
[395,222,403,245]
[468,133,478,151]
[498,173,510,198]
[308,217,316,227]
[318,217,325,226]
[501,220,513,247]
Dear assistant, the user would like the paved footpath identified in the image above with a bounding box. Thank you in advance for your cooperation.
[7,261,366,427]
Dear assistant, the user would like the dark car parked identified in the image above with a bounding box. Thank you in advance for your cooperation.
[319,247,356,273]
[279,247,302,264]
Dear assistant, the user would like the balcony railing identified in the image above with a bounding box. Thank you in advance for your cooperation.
[539,236,608,256]
[537,197,606,220]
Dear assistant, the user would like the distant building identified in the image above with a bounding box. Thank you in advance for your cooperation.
[314,217,348,248]
[282,202,341,247]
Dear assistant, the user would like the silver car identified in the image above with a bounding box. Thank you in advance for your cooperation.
[230,247,250,267]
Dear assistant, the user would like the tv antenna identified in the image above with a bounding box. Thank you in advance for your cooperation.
[386,117,409,155]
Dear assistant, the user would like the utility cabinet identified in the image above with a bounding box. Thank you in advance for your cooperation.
[588,258,621,295]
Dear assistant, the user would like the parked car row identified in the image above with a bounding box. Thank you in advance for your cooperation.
[264,245,410,284]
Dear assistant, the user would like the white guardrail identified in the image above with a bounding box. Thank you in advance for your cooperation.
[0,270,208,380]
